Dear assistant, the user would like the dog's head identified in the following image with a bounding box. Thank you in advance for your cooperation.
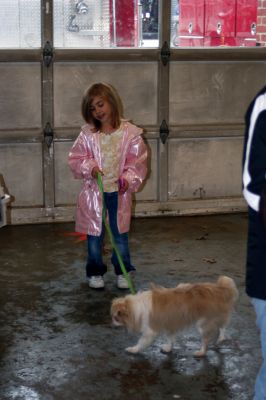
[111,297,130,327]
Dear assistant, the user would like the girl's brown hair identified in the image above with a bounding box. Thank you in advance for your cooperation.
[81,82,124,131]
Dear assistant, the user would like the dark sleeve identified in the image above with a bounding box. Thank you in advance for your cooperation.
[248,110,266,197]
[259,184,266,226]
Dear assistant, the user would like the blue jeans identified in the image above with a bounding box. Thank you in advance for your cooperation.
[252,298,266,400]
[86,192,135,278]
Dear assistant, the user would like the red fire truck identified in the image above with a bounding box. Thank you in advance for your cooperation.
[178,0,258,47]
[68,1,257,48]
[109,0,140,47]
[109,0,158,47]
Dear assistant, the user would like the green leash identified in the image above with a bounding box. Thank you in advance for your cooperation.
[96,173,136,294]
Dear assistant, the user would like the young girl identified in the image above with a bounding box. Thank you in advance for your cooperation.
[68,83,148,289]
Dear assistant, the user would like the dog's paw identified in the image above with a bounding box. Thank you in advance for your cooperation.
[193,349,206,357]
[126,346,139,354]
[161,344,172,353]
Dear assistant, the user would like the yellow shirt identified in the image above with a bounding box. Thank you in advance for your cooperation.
[100,128,123,192]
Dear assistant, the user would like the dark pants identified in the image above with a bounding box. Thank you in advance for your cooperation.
[86,192,135,278]
[246,207,266,300]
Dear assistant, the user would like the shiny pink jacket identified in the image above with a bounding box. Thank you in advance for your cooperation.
[68,121,148,235]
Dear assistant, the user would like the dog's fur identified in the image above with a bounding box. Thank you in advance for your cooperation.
[111,276,238,356]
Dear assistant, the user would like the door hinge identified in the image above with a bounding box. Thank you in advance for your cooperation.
[44,122,54,147]
[43,41,53,67]
[160,120,169,144]
[161,41,170,66]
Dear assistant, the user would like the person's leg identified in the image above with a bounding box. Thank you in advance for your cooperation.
[252,298,266,400]
[104,192,135,276]
[86,228,107,278]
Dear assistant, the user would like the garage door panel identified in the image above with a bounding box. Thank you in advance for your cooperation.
[168,137,243,200]
[0,143,43,206]
[169,62,266,125]
[0,64,41,130]
[54,62,158,128]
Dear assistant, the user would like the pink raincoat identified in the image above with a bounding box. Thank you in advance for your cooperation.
[68,121,148,235]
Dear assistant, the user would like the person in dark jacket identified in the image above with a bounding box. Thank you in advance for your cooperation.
[243,86,266,400]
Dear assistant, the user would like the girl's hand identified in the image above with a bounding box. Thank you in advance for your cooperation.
[118,178,129,194]
[91,166,103,179]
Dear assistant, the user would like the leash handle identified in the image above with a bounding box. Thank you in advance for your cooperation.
[96,173,136,294]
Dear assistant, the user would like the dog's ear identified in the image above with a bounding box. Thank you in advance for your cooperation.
[111,297,124,308]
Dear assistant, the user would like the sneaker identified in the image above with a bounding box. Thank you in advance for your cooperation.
[117,274,129,289]
[87,275,105,289]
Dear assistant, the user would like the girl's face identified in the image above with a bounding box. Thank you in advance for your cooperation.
[89,95,113,128]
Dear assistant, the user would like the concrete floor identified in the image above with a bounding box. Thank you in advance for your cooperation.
[0,214,261,400]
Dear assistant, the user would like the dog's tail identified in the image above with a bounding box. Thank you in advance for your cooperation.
[217,276,239,302]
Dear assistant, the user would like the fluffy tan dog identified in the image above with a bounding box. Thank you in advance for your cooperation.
[111,276,238,356]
